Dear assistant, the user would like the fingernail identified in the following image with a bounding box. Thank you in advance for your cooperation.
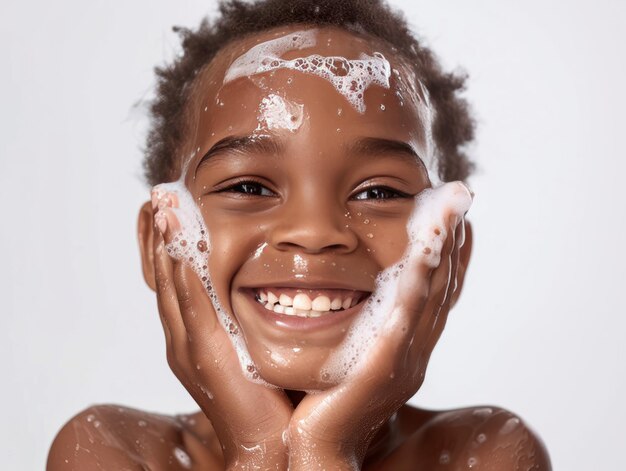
[155,211,168,235]
[157,195,171,210]
[150,187,160,210]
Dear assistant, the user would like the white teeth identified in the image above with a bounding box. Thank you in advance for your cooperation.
[279,294,293,307]
[342,297,353,310]
[311,295,331,311]
[293,293,312,310]
[257,290,365,317]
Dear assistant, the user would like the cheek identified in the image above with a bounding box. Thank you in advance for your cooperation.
[346,207,412,270]
[202,210,266,301]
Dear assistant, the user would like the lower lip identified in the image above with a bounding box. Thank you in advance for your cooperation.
[246,292,368,332]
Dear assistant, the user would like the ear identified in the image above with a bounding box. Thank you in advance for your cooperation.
[450,219,473,309]
[137,201,157,292]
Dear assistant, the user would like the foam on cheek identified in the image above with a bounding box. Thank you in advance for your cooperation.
[320,182,473,383]
[152,179,270,386]
[224,29,391,113]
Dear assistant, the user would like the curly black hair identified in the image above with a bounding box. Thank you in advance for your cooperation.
[143,0,475,186]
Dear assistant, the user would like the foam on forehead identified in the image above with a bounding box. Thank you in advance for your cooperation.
[256,94,304,133]
[223,29,391,113]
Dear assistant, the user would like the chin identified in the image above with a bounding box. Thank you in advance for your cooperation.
[249,349,334,391]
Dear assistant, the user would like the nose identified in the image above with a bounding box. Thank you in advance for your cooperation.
[268,192,359,255]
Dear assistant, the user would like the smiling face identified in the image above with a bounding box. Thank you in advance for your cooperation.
[151,25,438,390]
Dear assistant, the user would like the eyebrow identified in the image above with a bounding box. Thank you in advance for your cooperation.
[196,134,284,171]
[343,137,425,168]
[195,134,425,173]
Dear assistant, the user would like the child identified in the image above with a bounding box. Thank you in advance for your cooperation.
[47,0,551,469]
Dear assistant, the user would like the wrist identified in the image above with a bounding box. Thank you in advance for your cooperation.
[288,448,359,471]
[288,436,361,471]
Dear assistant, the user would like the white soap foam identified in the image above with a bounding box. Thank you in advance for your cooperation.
[224,30,317,83]
[320,181,473,383]
[417,80,435,166]
[224,29,391,113]
[152,180,270,386]
[256,93,304,132]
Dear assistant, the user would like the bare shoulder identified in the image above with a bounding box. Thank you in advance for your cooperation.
[47,404,222,471]
[373,405,551,470]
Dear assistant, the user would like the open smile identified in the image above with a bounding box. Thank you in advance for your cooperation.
[240,285,372,332]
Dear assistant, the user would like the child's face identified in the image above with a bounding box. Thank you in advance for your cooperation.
[175,26,435,389]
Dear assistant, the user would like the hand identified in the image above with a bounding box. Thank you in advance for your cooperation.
[286,182,473,470]
[150,186,293,470]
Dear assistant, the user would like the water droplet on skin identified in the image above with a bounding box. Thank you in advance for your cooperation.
[86,414,95,422]
[499,417,520,435]
[439,450,451,464]
[336,128,341,133]
[472,408,493,418]
[476,433,487,444]
[380,104,386,111]
[468,456,478,467]
[173,446,192,469]
[366,233,374,239]
[138,420,147,427]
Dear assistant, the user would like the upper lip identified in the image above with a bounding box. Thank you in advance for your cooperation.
[239,278,373,293]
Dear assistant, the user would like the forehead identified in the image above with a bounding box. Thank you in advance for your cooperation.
[183,24,434,172]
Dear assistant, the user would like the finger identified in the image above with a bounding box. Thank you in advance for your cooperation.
[152,204,187,349]
[393,181,472,325]
[156,194,223,340]
[392,211,456,343]
[410,216,464,366]
[172,256,223,344]
[404,214,456,358]
[422,219,465,357]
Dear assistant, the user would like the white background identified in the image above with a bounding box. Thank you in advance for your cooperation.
[2,0,625,469]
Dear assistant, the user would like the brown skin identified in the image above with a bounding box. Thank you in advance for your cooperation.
[47,25,551,470]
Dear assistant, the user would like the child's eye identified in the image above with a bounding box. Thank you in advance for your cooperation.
[219,180,275,197]
[351,186,408,201]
